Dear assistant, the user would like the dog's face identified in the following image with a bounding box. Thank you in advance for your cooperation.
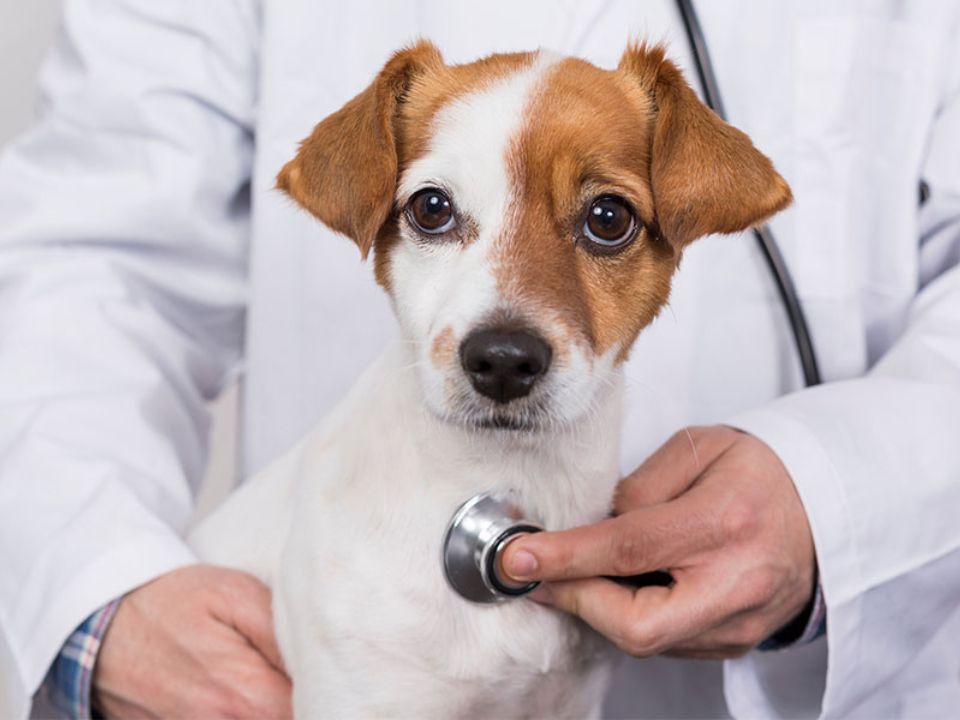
[279,42,790,432]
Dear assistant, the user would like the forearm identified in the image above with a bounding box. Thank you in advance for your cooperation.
[725,270,960,718]
[0,1,257,712]
[722,21,960,709]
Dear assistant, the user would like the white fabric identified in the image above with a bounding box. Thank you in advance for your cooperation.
[0,1,957,717]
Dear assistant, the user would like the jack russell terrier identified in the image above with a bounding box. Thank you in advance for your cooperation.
[189,40,791,718]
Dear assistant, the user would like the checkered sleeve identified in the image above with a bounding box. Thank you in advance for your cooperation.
[45,599,121,720]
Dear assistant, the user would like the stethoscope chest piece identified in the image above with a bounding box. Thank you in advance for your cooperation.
[442,492,543,603]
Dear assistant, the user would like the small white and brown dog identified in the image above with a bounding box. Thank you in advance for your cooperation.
[190,40,790,718]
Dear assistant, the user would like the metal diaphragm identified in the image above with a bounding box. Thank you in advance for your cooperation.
[442,492,543,603]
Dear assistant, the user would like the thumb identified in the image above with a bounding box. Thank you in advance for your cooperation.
[500,490,718,583]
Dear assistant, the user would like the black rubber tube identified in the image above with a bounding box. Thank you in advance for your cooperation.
[676,0,822,388]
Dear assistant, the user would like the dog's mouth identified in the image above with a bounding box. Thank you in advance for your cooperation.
[456,397,554,434]
[419,365,565,434]
[475,414,536,432]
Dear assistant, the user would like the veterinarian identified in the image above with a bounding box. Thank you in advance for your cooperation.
[1,1,958,718]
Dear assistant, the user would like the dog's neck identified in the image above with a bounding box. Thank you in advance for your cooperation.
[370,340,625,531]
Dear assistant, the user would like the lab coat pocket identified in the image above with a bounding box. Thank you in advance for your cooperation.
[792,17,939,299]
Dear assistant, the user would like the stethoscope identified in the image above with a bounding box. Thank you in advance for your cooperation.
[442,0,821,604]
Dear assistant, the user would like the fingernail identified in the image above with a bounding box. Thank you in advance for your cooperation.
[506,549,539,580]
[529,583,554,605]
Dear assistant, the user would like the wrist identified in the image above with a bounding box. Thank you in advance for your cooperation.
[759,578,827,651]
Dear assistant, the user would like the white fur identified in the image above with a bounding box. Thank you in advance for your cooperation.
[190,53,626,718]
[191,344,621,717]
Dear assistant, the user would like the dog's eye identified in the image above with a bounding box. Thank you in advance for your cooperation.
[582,196,637,250]
[408,188,456,234]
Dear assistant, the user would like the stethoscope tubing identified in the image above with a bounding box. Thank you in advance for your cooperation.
[676,0,822,388]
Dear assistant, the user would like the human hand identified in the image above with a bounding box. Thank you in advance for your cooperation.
[500,425,816,659]
[93,565,292,718]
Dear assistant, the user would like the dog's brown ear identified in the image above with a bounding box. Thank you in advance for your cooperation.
[277,40,444,258]
[619,43,791,248]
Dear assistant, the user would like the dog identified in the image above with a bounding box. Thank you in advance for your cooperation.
[189,39,791,717]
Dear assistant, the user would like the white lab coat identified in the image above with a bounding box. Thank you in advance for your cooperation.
[1,1,958,718]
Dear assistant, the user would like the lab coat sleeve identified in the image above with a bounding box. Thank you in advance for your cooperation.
[722,34,960,720]
[0,1,257,715]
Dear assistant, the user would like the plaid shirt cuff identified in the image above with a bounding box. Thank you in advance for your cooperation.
[758,583,827,651]
[45,599,121,720]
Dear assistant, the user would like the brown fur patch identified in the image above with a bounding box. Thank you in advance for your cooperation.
[276,39,535,291]
[429,325,457,369]
[619,43,792,246]
[495,46,791,360]
[374,51,536,289]
[277,41,445,258]
[497,57,675,360]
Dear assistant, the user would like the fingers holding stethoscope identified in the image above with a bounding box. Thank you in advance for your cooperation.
[498,428,744,585]
[499,485,761,658]
[500,491,722,586]
[527,566,749,658]
[525,556,796,660]
[498,425,817,659]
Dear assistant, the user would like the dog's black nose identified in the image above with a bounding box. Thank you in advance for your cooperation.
[460,329,552,404]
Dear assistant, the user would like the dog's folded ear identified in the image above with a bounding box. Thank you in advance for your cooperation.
[277,40,444,258]
[619,43,792,248]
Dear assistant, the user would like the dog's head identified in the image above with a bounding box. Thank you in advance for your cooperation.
[279,41,791,432]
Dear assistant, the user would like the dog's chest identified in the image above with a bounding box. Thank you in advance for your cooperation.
[269,359,623,715]
[275,443,616,715]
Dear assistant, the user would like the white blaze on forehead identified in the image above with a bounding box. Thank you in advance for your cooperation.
[397,51,561,231]
[391,51,561,345]
[389,51,563,419]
